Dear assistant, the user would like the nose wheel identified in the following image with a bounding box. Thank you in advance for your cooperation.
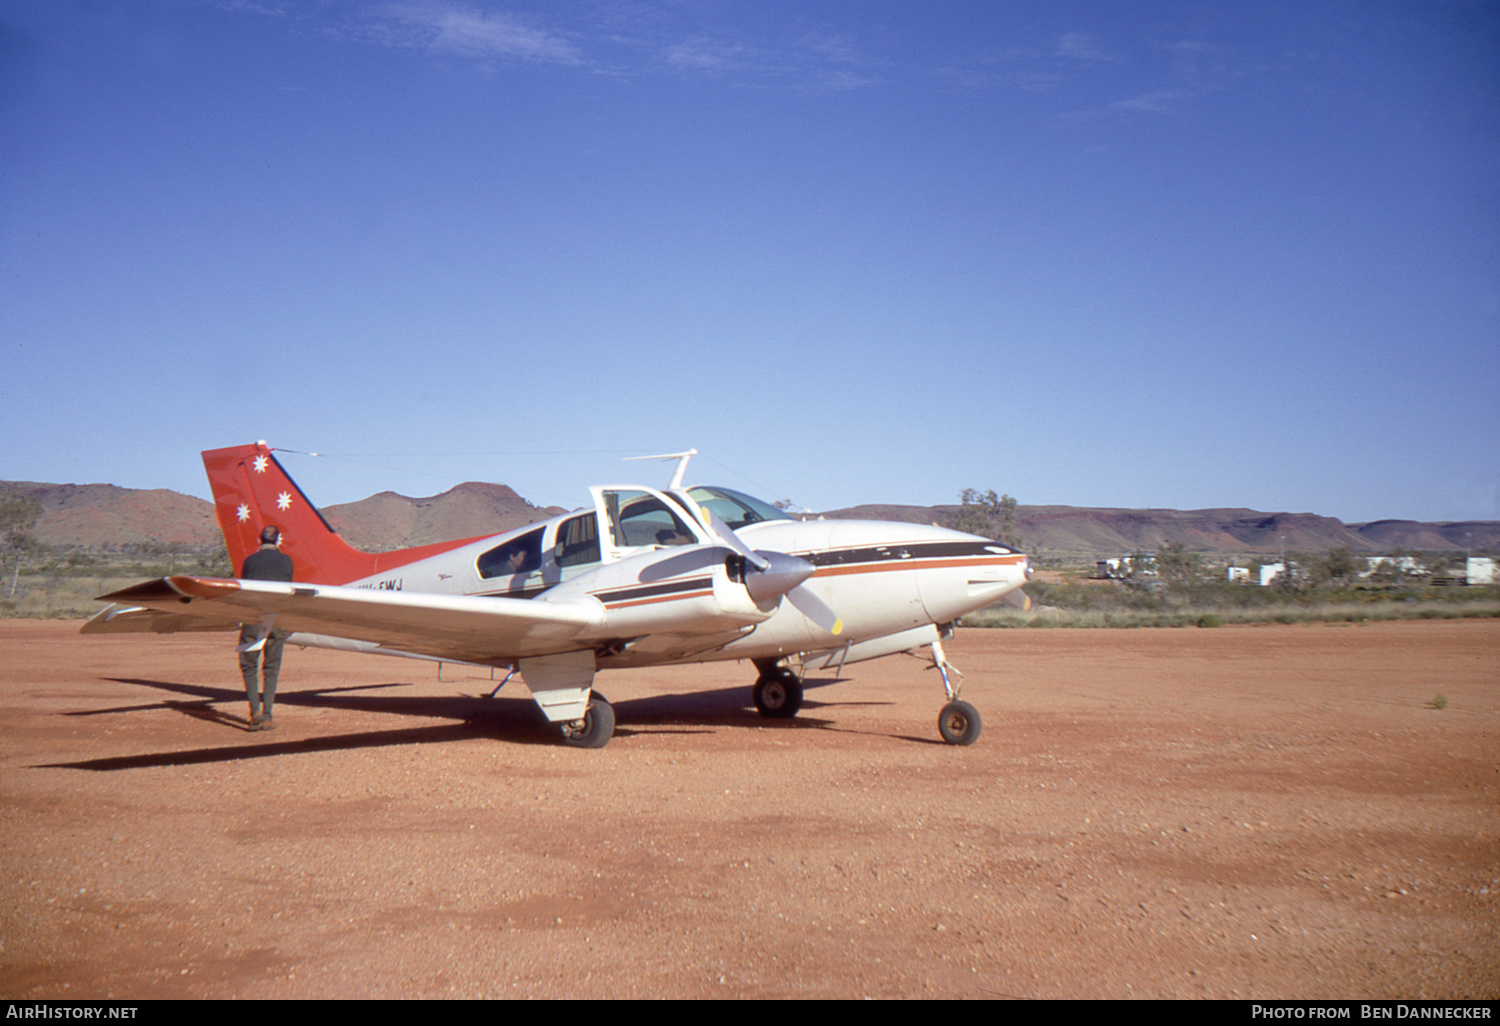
[938,699,982,746]
[930,640,982,746]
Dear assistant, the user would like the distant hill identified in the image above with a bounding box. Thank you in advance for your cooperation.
[5,480,565,553]
[5,481,221,549]
[322,482,567,551]
[819,503,1500,555]
[4,478,1495,557]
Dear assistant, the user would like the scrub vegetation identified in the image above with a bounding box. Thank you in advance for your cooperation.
[0,543,231,619]
[964,559,1500,629]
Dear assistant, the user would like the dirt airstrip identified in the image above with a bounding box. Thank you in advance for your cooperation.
[0,618,1496,1000]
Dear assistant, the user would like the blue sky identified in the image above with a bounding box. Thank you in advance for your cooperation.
[3,1,1496,524]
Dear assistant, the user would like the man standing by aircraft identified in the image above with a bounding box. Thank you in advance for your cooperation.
[238,525,294,730]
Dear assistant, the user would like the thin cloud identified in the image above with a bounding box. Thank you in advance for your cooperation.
[237,2,884,91]
[1063,88,1194,120]
[662,35,749,74]
[1054,31,1112,61]
[362,2,585,65]
[657,28,882,92]
[1108,88,1190,113]
[800,31,865,67]
[1014,69,1065,92]
[819,69,881,92]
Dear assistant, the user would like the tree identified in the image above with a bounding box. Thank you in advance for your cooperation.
[1273,552,1316,592]
[946,489,1023,549]
[1321,547,1362,588]
[1156,540,1203,587]
[0,487,43,597]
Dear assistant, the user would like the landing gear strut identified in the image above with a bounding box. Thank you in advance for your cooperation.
[752,660,803,718]
[930,640,981,746]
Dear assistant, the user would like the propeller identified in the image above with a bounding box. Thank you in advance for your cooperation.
[787,586,844,636]
[700,508,844,636]
[700,507,769,571]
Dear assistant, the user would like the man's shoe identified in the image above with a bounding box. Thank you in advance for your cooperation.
[249,713,263,730]
[258,717,276,731]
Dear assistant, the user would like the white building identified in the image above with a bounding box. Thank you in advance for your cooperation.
[1096,555,1157,579]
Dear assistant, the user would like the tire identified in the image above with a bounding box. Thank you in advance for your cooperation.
[937,700,982,746]
[753,671,803,719]
[560,695,615,749]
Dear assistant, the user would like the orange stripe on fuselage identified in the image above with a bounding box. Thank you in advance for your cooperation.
[811,554,1024,578]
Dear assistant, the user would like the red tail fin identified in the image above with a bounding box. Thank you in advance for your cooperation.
[202,442,479,584]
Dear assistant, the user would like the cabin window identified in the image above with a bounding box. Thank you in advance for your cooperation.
[603,490,695,548]
[554,513,601,568]
[477,528,545,579]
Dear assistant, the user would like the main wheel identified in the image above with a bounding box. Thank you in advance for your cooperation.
[937,700,982,746]
[560,695,615,749]
[753,671,803,719]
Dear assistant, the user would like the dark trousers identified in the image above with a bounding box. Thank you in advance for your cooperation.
[238,626,287,720]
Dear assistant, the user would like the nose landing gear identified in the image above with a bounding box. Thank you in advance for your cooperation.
[937,698,982,746]
[930,640,981,746]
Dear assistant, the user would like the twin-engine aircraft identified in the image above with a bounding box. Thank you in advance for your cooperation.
[83,442,1029,749]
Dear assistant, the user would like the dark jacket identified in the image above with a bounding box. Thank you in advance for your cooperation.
[241,544,294,582]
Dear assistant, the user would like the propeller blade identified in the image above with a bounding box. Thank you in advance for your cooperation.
[787,584,844,636]
[1002,588,1032,611]
[699,507,770,571]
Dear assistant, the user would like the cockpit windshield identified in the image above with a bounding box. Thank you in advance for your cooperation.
[686,486,794,530]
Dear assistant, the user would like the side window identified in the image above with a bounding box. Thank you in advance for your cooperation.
[554,513,601,568]
[604,490,695,548]
[477,528,545,580]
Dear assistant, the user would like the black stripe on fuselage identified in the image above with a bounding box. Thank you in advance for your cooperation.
[595,576,715,605]
[475,575,716,604]
[477,584,551,600]
[799,540,1017,569]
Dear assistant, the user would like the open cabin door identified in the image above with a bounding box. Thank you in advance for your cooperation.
[589,485,709,564]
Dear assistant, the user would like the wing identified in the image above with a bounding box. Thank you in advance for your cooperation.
[81,576,605,666]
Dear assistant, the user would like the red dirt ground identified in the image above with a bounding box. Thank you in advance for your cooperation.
[1,618,1496,1000]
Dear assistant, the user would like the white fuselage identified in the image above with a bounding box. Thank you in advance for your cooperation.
[325,487,1027,671]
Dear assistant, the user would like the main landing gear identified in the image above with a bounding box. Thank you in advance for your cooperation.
[751,659,804,718]
[559,692,615,749]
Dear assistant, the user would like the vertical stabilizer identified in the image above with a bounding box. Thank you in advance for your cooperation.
[202,442,380,583]
[203,442,500,585]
